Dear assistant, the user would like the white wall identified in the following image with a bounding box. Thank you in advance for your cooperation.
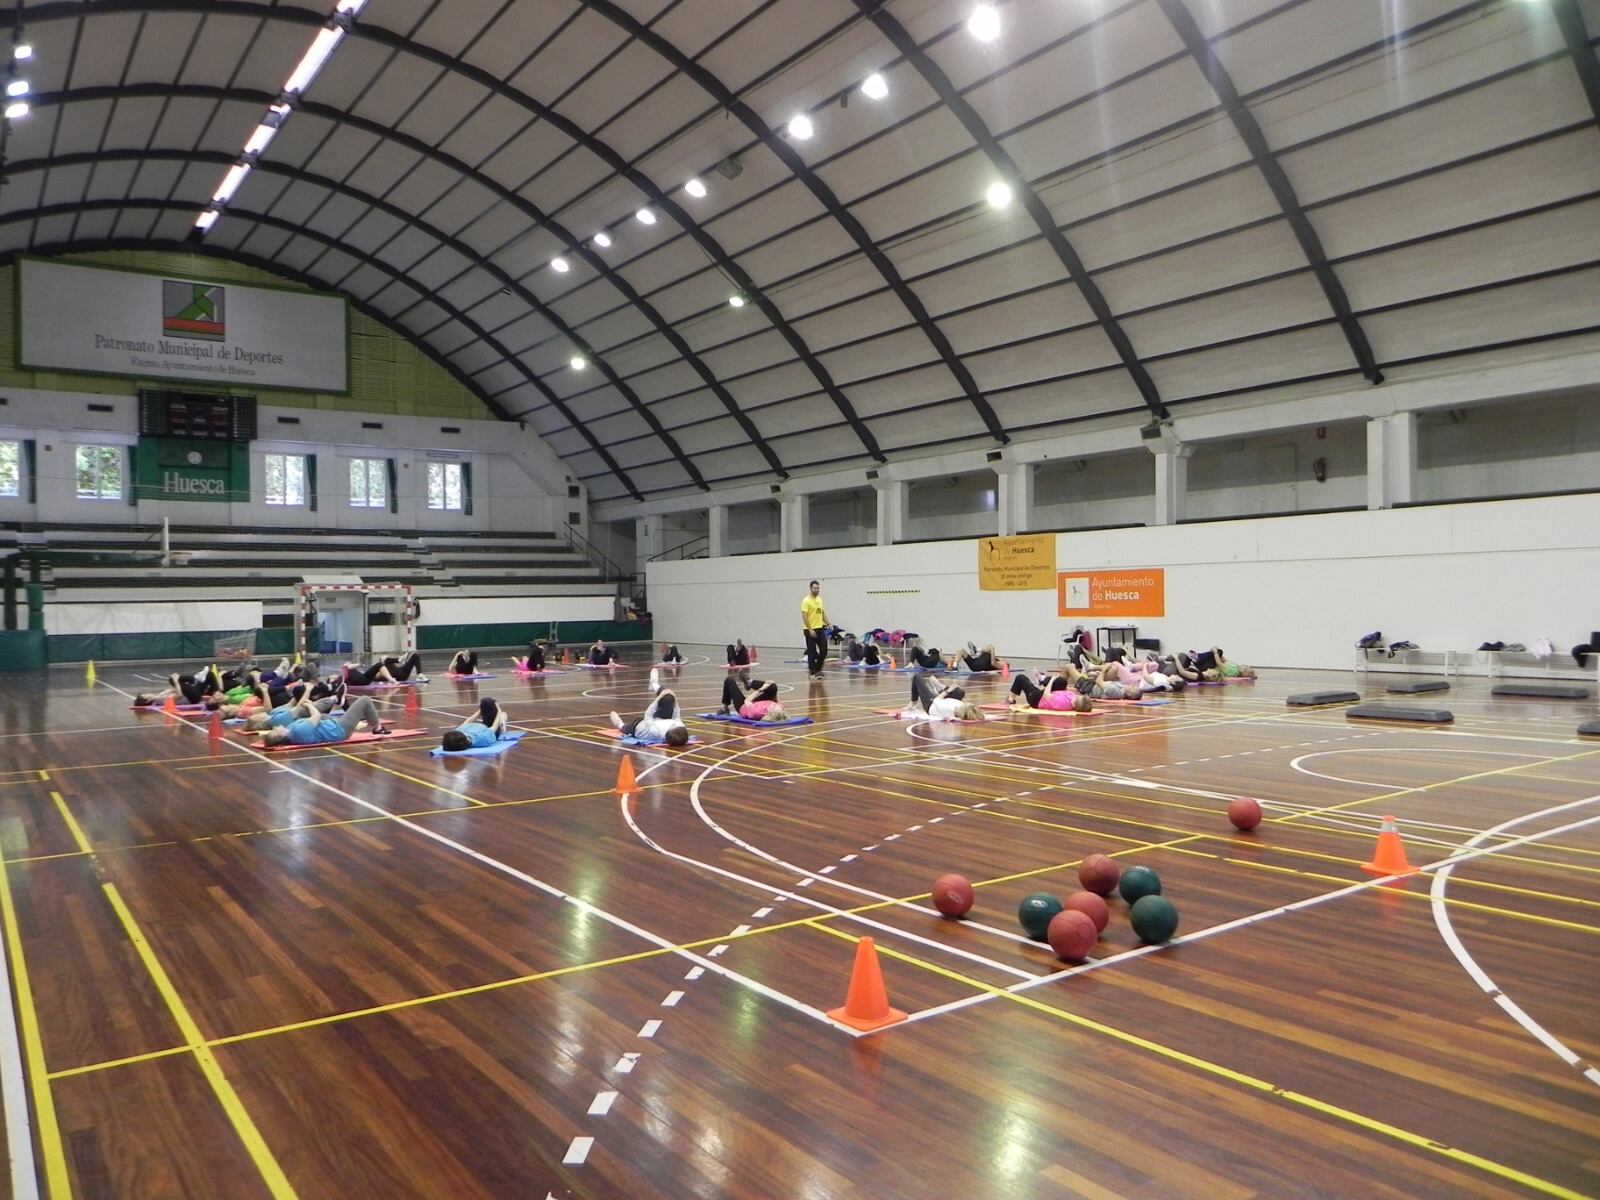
[647,494,1600,672]
[416,595,613,626]
[45,600,262,636]
[0,387,572,531]
[808,487,876,549]
[904,472,998,541]
[726,501,779,555]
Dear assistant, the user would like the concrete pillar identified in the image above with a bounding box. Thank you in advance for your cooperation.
[995,462,1034,537]
[779,495,805,553]
[635,515,662,563]
[1366,411,1417,510]
[1152,446,1193,526]
[707,504,728,558]
[872,479,907,546]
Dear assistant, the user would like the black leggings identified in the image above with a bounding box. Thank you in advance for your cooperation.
[1009,676,1045,707]
[589,646,618,665]
[450,651,478,675]
[848,643,881,665]
[384,652,424,681]
[722,677,776,709]
[911,676,964,710]
[661,645,683,663]
[961,652,994,673]
[726,644,750,666]
[525,645,546,670]
[910,646,942,669]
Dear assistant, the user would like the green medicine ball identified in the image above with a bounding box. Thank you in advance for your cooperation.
[1118,865,1162,905]
[1130,894,1179,943]
[1017,891,1064,940]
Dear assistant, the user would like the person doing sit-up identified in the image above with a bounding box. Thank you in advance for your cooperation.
[842,634,881,665]
[726,639,753,666]
[446,650,480,676]
[608,689,690,746]
[440,698,509,751]
[1008,670,1094,712]
[259,695,389,747]
[907,674,984,721]
[660,643,685,663]
[959,643,999,672]
[344,651,428,686]
[587,640,618,666]
[908,643,944,669]
[719,674,789,721]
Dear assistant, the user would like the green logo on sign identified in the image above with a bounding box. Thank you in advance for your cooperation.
[162,280,226,341]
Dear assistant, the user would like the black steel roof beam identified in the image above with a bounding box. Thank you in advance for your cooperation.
[1550,0,1600,126]
[1156,0,1381,385]
[576,0,999,447]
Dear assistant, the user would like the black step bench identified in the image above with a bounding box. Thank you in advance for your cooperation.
[1347,704,1453,723]
[1287,691,1361,706]
[1387,680,1450,694]
[1491,683,1591,700]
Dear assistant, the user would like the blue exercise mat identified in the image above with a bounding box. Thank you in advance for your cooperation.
[619,733,702,747]
[443,672,497,682]
[428,730,530,758]
[696,712,815,728]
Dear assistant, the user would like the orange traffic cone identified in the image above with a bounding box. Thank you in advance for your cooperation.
[1000,661,1011,678]
[207,711,223,741]
[1361,815,1417,877]
[562,648,572,666]
[750,645,758,664]
[403,686,421,716]
[615,755,637,794]
[162,693,178,715]
[828,937,906,1032]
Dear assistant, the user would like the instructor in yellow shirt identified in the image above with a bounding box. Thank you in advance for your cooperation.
[800,579,829,678]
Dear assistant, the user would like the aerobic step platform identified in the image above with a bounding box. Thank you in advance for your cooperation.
[1490,683,1592,700]
[1286,691,1361,706]
[1386,680,1450,694]
[1578,719,1600,737]
[1346,704,1453,723]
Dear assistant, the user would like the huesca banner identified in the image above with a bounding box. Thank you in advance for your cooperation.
[977,534,1057,590]
[1057,569,1166,617]
[18,257,349,393]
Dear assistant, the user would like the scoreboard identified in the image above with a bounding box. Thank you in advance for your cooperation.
[138,390,257,442]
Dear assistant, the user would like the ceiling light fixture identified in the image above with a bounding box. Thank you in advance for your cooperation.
[685,177,707,198]
[5,79,27,98]
[283,25,344,95]
[3,100,27,119]
[968,4,1001,41]
[985,180,1013,209]
[636,208,656,226]
[728,295,746,308]
[11,43,31,61]
[194,209,220,231]
[787,113,814,140]
[242,123,278,156]
[860,73,888,101]
[212,163,251,204]
[592,231,612,248]
[550,256,570,273]
[570,355,587,371]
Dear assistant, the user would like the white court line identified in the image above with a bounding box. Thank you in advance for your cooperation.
[1430,793,1600,1088]
[637,1020,662,1039]
[586,1091,618,1116]
[1289,746,1552,790]
[562,1136,594,1165]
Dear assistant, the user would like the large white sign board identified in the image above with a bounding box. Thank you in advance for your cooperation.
[18,258,349,393]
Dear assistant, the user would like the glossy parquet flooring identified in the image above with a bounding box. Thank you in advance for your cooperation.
[0,648,1596,1198]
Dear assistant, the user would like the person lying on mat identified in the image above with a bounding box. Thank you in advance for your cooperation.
[245,691,342,733]
[260,695,389,747]
[908,675,984,721]
[718,674,790,722]
[660,643,685,664]
[513,642,548,672]
[1008,671,1094,713]
[1100,659,1185,694]
[446,650,480,676]
[440,698,509,751]
[587,640,619,666]
[343,651,428,686]
[908,643,944,669]
[726,639,752,666]
[1175,647,1237,679]
[608,690,690,746]
[842,634,881,665]
[959,643,998,673]
[134,662,240,707]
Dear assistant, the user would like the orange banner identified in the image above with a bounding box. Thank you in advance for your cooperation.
[1057,569,1165,618]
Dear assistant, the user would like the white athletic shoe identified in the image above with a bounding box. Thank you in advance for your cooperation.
[414,674,429,684]
[649,667,661,694]
[609,711,624,729]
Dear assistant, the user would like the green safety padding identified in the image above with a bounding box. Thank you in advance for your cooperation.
[0,631,47,671]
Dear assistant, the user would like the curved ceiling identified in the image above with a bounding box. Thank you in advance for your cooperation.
[3,0,1598,504]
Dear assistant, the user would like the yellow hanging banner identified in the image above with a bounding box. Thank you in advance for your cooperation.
[977,534,1057,591]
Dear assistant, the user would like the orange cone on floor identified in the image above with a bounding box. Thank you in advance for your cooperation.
[615,754,637,794]
[403,686,421,716]
[562,648,572,666]
[750,646,758,664]
[828,937,906,1032]
[207,711,223,741]
[1000,661,1011,678]
[1361,815,1417,877]
[162,693,178,715]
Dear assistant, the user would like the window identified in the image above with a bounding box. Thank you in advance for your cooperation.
[350,457,388,509]
[427,461,463,511]
[263,453,307,506]
[75,445,123,500]
[0,441,18,498]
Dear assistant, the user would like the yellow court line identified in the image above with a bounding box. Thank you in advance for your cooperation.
[0,856,74,1198]
[48,793,93,858]
[802,920,1586,1200]
[100,883,299,1199]
[325,746,488,807]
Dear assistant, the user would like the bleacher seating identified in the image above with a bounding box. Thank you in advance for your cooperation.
[1,523,616,614]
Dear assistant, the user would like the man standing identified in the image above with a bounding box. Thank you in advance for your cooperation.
[801,579,829,678]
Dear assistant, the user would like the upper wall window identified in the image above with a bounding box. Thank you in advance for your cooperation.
[427,461,463,511]
[0,441,19,498]
[264,453,307,506]
[350,457,388,509]
[75,445,123,500]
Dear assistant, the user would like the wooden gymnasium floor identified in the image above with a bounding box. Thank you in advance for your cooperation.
[0,647,1597,1199]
